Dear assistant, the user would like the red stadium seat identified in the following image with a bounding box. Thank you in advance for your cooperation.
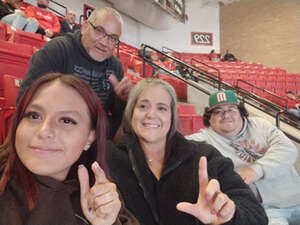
[0,106,15,144]
[177,104,196,114]
[0,40,33,78]
[0,74,22,107]
[0,21,7,41]
[9,28,47,49]
[0,74,21,143]
[178,115,194,135]
[119,51,133,69]
[124,73,143,85]
[193,115,205,133]
[143,64,154,78]
[177,104,205,135]
[178,114,205,135]
[158,74,187,100]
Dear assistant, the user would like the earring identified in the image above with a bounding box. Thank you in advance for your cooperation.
[83,144,91,151]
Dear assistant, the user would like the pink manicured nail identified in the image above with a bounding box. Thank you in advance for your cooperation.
[211,210,216,215]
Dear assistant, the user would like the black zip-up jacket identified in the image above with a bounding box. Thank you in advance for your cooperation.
[106,132,268,225]
[17,30,125,138]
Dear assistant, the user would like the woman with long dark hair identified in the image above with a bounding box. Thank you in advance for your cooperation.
[0,73,138,225]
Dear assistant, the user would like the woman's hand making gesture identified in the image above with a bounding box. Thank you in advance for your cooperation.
[177,157,236,225]
[78,162,121,225]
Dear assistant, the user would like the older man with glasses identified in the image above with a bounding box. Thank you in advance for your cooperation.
[18,7,132,139]
[187,90,300,225]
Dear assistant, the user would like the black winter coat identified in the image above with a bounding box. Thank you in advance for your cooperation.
[106,132,268,225]
[59,20,80,34]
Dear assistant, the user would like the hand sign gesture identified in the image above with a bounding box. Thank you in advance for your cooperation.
[176,157,236,225]
[78,162,121,225]
[109,74,132,101]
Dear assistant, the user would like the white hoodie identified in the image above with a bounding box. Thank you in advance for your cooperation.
[187,116,300,208]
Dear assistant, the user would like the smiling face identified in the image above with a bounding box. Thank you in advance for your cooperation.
[15,80,95,181]
[131,85,172,148]
[209,104,243,137]
[81,13,121,62]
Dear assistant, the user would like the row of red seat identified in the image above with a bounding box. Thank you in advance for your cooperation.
[0,21,47,49]
[0,22,48,79]
[192,59,300,107]
[0,74,21,144]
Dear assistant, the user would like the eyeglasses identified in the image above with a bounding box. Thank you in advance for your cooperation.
[88,21,120,46]
[212,106,239,117]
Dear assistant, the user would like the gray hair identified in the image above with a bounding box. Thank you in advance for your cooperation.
[88,7,123,31]
[123,78,179,140]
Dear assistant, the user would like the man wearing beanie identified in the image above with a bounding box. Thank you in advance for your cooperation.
[187,90,300,225]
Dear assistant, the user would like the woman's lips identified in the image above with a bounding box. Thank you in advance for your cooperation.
[30,146,61,153]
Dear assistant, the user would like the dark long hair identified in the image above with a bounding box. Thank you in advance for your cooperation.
[0,73,108,209]
[203,102,249,127]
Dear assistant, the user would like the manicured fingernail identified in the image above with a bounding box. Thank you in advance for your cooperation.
[93,161,101,171]
[78,164,84,169]
[211,210,216,215]
[205,195,210,201]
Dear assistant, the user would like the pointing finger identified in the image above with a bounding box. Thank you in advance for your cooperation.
[78,164,90,197]
[199,157,209,194]
[78,164,90,215]
[108,74,119,89]
[92,161,108,184]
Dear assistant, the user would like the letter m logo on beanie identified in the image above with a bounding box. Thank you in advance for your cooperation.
[216,92,227,102]
[209,90,238,109]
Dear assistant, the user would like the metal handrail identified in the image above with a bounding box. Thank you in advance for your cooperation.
[140,44,220,86]
[161,46,181,58]
[191,58,222,89]
[236,79,288,109]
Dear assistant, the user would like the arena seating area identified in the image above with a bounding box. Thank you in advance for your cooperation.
[192,59,300,105]
[118,39,300,109]
[0,19,299,143]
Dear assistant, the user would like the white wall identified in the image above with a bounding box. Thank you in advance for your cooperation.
[139,1,220,53]
[25,0,220,53]
[26,0,111,22]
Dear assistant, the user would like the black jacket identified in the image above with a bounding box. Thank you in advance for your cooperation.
[18,30,125,138]
[0,1,15,19]
[0,175,139,225]
[106,132,268,225]
[59,20,80,34]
